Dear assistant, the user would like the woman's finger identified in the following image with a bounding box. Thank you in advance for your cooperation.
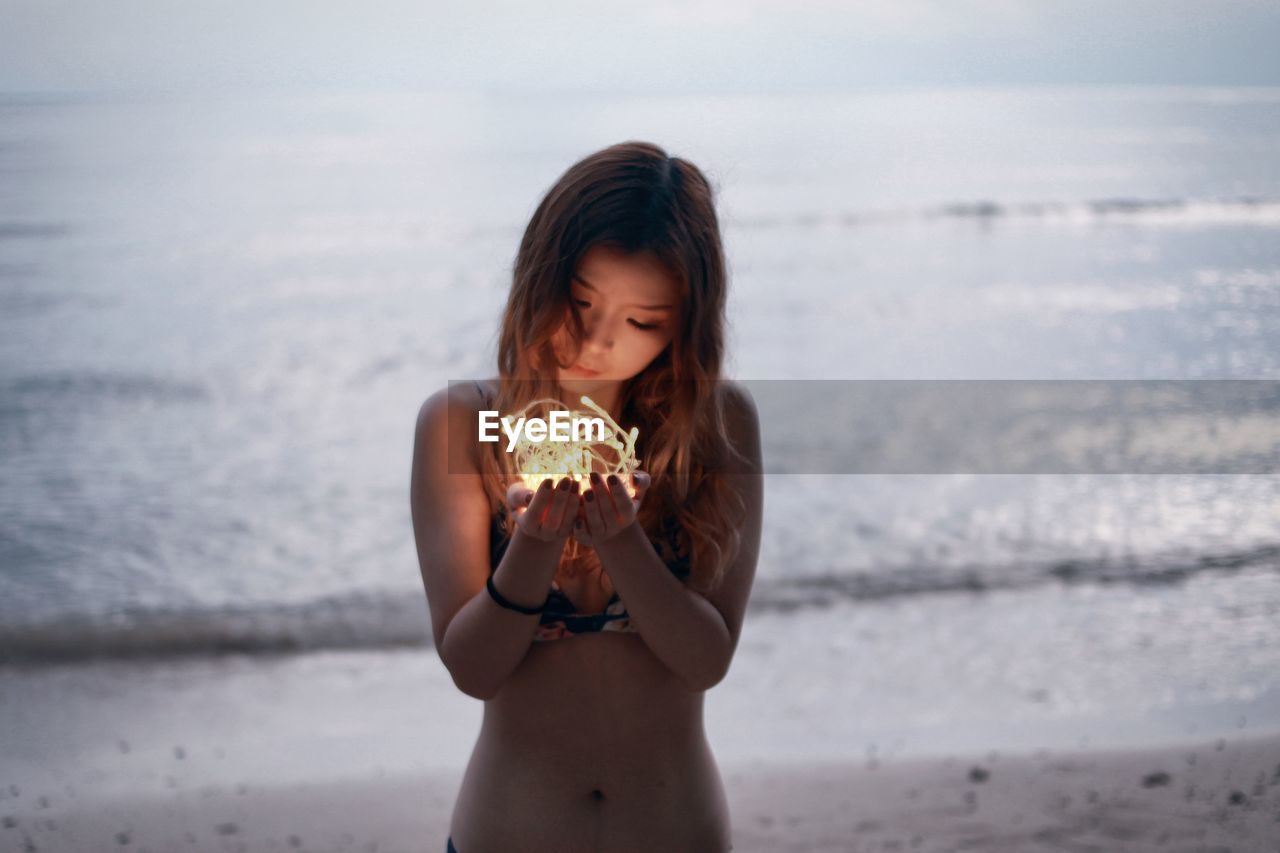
[631,470,650,507]
[575,492,594,540]
[547,477,574,529]
[585,481,607,536]
[609,473,631,516]
[591,472,620,523]
[523,478,556,530]
[506,482,534,514]
[555,481,581,536]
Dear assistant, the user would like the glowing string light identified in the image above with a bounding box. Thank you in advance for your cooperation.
[509,395,640,498]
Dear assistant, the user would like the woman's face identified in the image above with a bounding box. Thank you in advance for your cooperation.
[553,245,681,393]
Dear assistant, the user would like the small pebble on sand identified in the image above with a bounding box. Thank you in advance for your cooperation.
[1141,771,1171,788]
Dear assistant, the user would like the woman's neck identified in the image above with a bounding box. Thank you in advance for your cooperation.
[563,381,623,424]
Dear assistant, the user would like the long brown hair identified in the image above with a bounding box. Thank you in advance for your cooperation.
[477,140,748,595]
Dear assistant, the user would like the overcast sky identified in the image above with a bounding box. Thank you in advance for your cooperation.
[3,0,1279,95]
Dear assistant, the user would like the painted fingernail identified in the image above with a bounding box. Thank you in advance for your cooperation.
[558,479,570,491]
[524,492,533,505]
[540,479,553,490]
[607,474,620,486]
[586,490,595,502]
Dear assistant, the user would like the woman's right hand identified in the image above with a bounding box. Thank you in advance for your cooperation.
[506,477,580,542]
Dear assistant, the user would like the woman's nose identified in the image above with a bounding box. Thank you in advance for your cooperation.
[583,320,613,349]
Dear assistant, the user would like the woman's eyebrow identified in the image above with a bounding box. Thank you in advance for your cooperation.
[573,274,674,311]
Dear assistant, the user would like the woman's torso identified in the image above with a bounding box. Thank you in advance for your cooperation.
[449,380,731,853]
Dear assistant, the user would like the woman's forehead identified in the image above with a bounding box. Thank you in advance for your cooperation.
[576,246,680,303]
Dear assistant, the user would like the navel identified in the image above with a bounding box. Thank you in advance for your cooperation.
[589,787,606,802]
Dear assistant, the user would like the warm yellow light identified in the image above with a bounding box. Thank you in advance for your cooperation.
[510,395,640,498]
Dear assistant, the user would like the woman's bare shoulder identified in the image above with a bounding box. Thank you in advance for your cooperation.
[416,381,492,474]
[717,380,761,474]
[473,377,499,402]
[418,380,495,422]
[719,380,759,432]
[719,379,755,412]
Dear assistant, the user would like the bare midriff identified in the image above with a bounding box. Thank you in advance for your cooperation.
[448,631,732,853]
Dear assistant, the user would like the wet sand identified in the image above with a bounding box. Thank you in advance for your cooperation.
[7,731,1278,852]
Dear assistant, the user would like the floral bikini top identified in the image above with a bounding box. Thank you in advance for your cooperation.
[489,506,693,642]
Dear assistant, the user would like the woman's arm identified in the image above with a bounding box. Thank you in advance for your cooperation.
[594,523,733,691]
[594,383,764,692]
[439,524,565,700]
[410,386,566,700]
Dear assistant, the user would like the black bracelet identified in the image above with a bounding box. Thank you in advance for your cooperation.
[486,574,549,615]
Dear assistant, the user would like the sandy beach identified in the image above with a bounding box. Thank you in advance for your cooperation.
[4,731,1276,852]
[3,625,1280,853]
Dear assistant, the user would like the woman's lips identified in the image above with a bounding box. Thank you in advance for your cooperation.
[567,364,602,377]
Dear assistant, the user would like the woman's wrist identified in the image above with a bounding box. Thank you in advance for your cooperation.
[590,518,643,558]
[509,522,571,556]
[486,573,547,613]
[488,524,566,612]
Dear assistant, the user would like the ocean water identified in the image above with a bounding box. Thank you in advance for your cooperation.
[1,87,1279,738]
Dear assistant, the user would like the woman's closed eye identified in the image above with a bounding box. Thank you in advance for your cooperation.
[573,299,662,331]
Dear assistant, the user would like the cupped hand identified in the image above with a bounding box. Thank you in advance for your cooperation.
[508,477,580,542]
[572,470,651,547]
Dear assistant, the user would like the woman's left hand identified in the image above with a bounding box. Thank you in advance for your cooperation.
[573,470,650,547]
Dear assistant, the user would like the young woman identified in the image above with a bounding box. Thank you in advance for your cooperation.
[411,141,763,852]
